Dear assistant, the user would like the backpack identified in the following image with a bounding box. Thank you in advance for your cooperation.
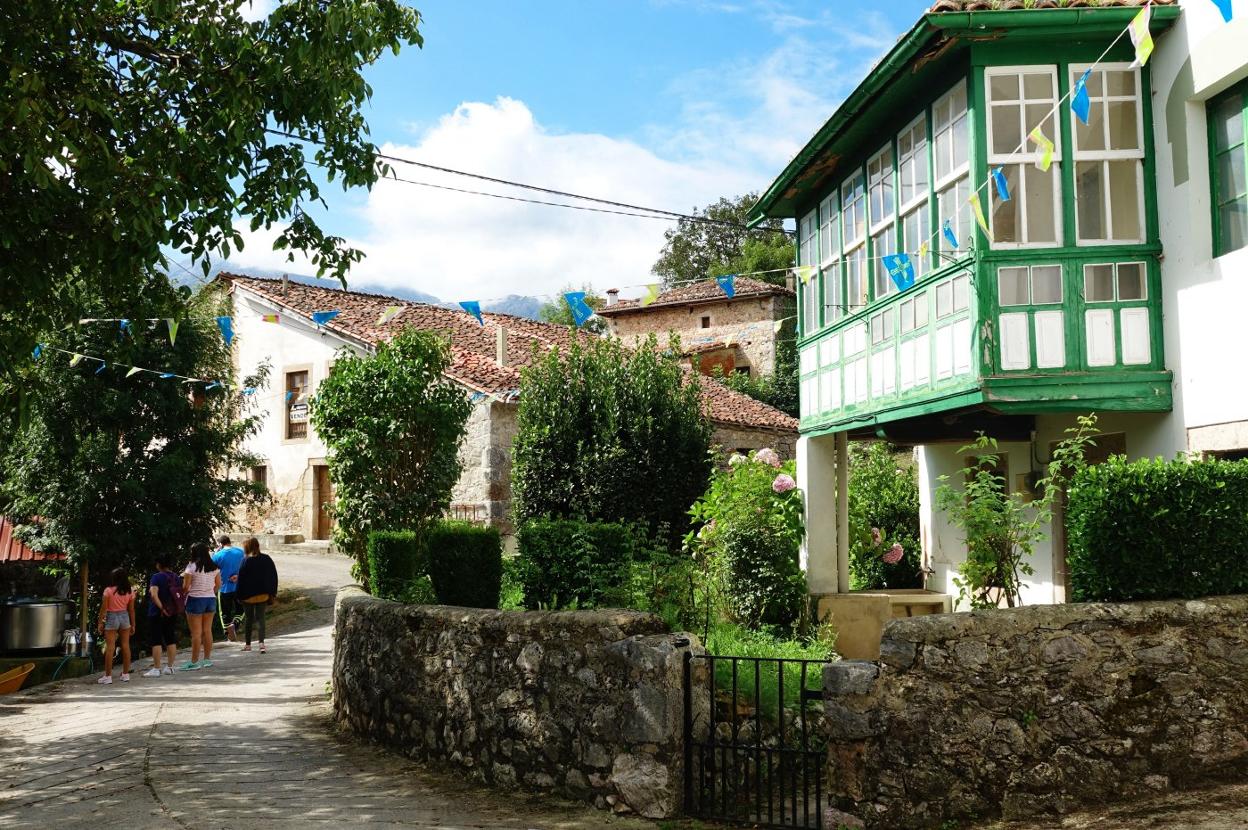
[156,571,186,616]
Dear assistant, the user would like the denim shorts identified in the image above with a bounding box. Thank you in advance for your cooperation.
[104,610,131,631]
[185,596,217,615]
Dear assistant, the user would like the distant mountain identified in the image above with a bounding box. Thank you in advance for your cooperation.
[483,295,543,320]
[163,261,441,305]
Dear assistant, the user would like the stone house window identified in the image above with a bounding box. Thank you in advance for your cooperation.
[285,369,309,440]
[701,316,711,328]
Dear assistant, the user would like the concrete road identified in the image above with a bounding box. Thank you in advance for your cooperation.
[0,549,651,830]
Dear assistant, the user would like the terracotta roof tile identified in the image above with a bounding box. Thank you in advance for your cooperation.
[682,341,733,357]
[599,277,793,316]
[222,274,796,433]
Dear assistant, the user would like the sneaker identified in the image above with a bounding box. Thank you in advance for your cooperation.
[97,675,112,685]
[180,661,200,671]
[162,667,174,675]
[226,624,238,643]
[120,673,130,682]
[143,668,161,678]
[258,643,266,653]
[241,644,252,652]
[200,660,213,668]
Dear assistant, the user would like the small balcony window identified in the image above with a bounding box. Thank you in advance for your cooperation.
[986,67,1062,247]
[934,81,970,255]
[1083,262,1146,302]
[998,265,1062,306]
[1210,80,1248,256]
[1071,64,1145,244]
[285,370,309,440]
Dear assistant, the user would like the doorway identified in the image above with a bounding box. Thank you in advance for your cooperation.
[1051,432,1125,602]
[313,465,335,540]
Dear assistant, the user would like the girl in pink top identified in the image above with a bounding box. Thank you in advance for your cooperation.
[96,568,135,684]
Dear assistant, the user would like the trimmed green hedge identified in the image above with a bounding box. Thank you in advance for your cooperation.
[517,518,635,609]
[425,520,503,608]
[366,530,425,600]
[1066,456,1248,601]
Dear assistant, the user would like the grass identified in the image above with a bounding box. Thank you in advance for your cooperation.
[704,622,834,720]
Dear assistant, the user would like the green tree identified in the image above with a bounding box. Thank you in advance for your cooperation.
[538,283,607,334]
[716,332,799,418]
[310,329,471,582]
[1,281,267,585]
[1,0,422,411]
[651,194,792,289]
[512,335,713,545]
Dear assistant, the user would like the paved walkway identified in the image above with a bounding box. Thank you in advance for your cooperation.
[0,552,650,830]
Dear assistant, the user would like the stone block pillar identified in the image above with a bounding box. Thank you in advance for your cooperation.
[799,433,840,594]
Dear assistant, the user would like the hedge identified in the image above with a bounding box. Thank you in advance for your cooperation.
[517,518,636,609]
[424,520,503,609]
[366,530,425,601]
[1066,455,1248,602]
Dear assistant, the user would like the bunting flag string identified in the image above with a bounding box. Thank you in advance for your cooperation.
[640,284,661,307]
[1071,68,1092,125]
[715,274,737,298]
[32,344,42,360]
[1211,0,1232,22]
[794,265,817,284]
[69,354,83,367]
[1028,126,1055,171]
[563,292,596,327]
[311,310,341,326]
[968,193,993,243]
[216,316,235,347]
[119,319,132,337]
[261,313,280,324]
[94,362,107,375]
[942,220,959,249]
[126,366,142,378]
[882,254,916,292]
[991,167,1011,202]
[166,318,179,347]
[459,301,484,326]
[1129,3,1155,68]
[377,305,404,325]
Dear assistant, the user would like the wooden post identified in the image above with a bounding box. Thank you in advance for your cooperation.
[835,432,850,594]
[79,562,89,645]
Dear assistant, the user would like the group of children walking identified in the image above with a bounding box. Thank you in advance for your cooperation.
[95,535,280,684]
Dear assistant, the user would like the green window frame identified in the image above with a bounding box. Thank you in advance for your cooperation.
[1209,78,1248,257]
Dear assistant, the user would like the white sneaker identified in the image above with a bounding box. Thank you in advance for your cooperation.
[120,673,130,682]
[143,668,161,678]
[97,675,112,685]
[162,666,174,675]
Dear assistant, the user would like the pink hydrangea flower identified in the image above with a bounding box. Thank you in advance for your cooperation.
[882,543,904,565]
[755,448,781,468]
[771,473,796,493]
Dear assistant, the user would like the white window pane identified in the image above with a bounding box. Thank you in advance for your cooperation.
[847,247,867,306]
[1023,71,1054,99]
[869,147,895,224]
[953,275,969,311]
[873,225,897,298]
[1120,308,1150,365]
[1024,165,1060,244]
[936,281,953,317]
[992,104,1022,154]
[935,325,954,379]
[881,346,897,394]
[824,263,842,321]
[914,291,928,327]
[998,267,1029,306]
[952,112,969,170]
[899,339,915,388]
[990,73,1020,101]
[1084,264,1115,301]
[952,319,971,375]
[1213,94,1245,151]
[800,347,817,375]
[1105,69,1135,97]
[826,368,841,410]
[900,299,915,333]
[914,334,931,385]
[1035,310,1066,368]
[1220,199,1248,252]
[1076,161,1106,240]
[991,164,1021,243]
[1217,151,1247,202]
[1085,309,1116,367]
[1000,313,1030,370]
[1107,99,1140,151]
[1031,265,1062,304]
[819,368,834,412]
[854,359,868,403]
[819,337,836,367]
[871,313,884,345]
[1108,161,1142,240]
[1117,263,1145,300]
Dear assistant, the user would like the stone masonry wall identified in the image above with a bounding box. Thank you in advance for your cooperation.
[711,424,797,462]
[823,596,1248,829]
[333,587,707,818]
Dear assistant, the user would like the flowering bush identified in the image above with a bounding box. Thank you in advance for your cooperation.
[686,449,806,631]
[848,442,923,590]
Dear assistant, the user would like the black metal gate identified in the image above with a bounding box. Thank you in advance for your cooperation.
[683,652,830,828]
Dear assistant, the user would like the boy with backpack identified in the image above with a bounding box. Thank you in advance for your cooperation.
[142,554,183,677]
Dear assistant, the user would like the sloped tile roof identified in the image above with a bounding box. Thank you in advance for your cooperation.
[928,0,1170,10]
[682,341,733,357]
[222,274,797,432]
[0,516,64,562]
[599,277,793,316]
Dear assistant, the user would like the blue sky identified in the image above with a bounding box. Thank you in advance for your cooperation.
[232,0,932,302]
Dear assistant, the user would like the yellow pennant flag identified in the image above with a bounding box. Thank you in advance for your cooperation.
[126,366,142,378]
[969,192,993,243]
[166,318,179,346]
[641,284,661,307]
[794,265,816,284]
[773,319,784,334]
[69,353,83,367]
[377,305,404,325]
[1028,126,1055,171]
[261,313,280,324]
[1129,4,1154,68]
[918,239,929,259]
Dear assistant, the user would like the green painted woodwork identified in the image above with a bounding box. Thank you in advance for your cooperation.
[1208,78,1248,257]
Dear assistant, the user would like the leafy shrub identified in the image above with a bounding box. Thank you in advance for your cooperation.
[499,556,526,610]
[705,621,834,716]
[1067,455,1248,601]
[847,442,922,590]
[517,518,637,609]
[512,335,713,546]
[366,530,425,601]
[424,520,503,608]
[687,450,806,631]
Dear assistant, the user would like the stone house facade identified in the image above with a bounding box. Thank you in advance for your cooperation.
[598,277,796,379]
[221,274,798,541]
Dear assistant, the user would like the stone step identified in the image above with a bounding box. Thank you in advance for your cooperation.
[267,540,337,557]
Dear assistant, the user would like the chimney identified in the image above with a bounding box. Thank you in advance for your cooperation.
[606,288,619,307]
[495,326,508,368]
[785,273,795,292]
[281,273,289,296]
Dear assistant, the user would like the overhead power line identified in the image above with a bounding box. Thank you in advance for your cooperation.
[265,127,794,236]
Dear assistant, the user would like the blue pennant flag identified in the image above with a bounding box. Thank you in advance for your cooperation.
[1071,69,1092,125]
[564,292,595,327]
[311,310,341,327]
[459,301,484,326]
[942,220,959,249]
[216,316,234,347]
[243,387,257,396]
[94,361,107,375]
[882,253,916,292]
[715,274,737,298]
[32,344,42,360]
[204,381,220,391]
[159,372,175,379]
[285,390,293,403]
[991,167,1011,201]
[119,319,131,337]
[1212,0,1233,21]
